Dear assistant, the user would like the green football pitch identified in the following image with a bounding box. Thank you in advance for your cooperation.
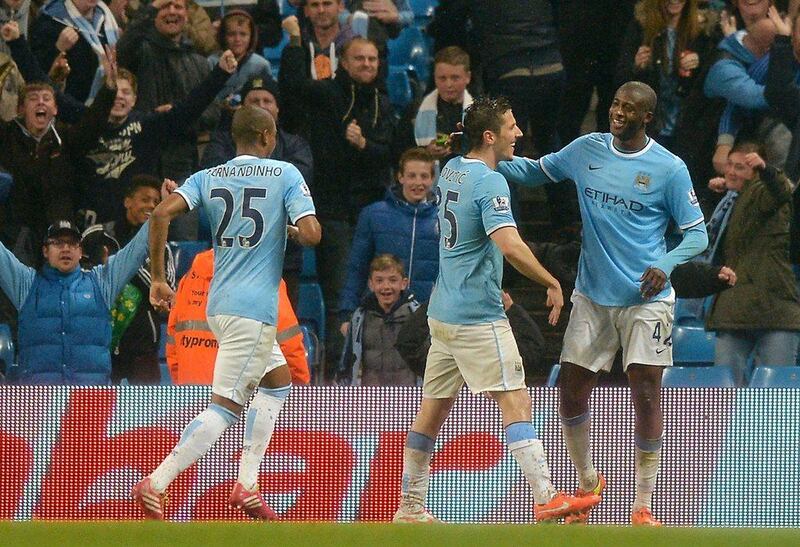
[2,522,800,546]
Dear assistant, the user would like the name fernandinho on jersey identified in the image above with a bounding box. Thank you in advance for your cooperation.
[440,166,468,184]
[206,164,284,178]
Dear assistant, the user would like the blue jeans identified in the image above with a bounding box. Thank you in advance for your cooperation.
[714,330,800,386]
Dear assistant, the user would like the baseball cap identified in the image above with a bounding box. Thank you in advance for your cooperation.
[239,74,280,105]
[45,220,81,243]
[80,224,121,267]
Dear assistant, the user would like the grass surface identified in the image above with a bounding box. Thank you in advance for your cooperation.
[2,522,800,547]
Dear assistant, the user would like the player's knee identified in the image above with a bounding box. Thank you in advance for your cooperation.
[257,384,291,401]
[208,402,240,425]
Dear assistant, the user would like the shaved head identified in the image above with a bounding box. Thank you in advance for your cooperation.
[616,81,657,113]
[232,104,276,147]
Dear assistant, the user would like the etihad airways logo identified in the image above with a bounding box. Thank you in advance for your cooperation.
[583,187,644,213]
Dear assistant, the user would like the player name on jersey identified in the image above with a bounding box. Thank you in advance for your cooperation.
[439,165,468,184]
[206,164,283,178]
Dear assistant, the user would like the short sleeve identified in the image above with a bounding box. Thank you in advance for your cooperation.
[539,134,589,182]
[665,161,705,230]
[175,171,205,211]
[478,172,517,235]
[283,164,316,223]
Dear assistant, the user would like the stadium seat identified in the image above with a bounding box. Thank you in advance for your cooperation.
[297,282,326,342]
[0,323,15,380]
[749,366,800,388]
[387,66,414,112]
[387,26,431,84]
[673,297,706,328]
[300,324,322,381]
[0,172,12,204]
[546,363,560,387]
[263,31,290,76]
[662,365,736,388]
[409,0,437,18]
[301,247,318,281]
[169,240,212,280]
[671,325,715,366]
[278,0,296,16]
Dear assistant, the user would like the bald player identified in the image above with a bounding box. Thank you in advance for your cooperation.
[498,82,708,526]
[132,105,321,520]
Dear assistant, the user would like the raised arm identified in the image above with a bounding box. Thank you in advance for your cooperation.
[497,156,556,188]
[149,193,189,310]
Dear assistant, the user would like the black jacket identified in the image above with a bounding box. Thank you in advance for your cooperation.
[280,44,395,222]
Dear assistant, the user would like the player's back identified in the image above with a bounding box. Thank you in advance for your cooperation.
[428,156,515,325]
[176,155,315,325]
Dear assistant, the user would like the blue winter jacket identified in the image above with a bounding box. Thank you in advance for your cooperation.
[338,187,439,317]
[0,223,149,384]
[704,31,769,110]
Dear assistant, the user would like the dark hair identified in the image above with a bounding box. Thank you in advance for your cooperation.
[462,96,512,151]
[126,174,161,197]
[731,139,766,158]
[434,46,470,71]
[398,147,435,175]
[117,68,137,95]
[369,254,406,277]
[19,82,55,106]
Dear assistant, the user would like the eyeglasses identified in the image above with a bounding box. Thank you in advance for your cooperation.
[47,239,80,249]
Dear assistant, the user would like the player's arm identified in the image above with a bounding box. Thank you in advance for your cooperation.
[496,156,554,188]
[149,193,189,309]
[289,215,322,247]
[490,227,563,326]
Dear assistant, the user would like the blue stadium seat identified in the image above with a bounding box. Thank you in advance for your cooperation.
[387,66,414,112]
[749,366,800,388]
[672,325,715,366]
[169,240,212,280]
[300,324,321,381]
[301,247,318,281]
[546,363,560,387]
[0,323,15,380]
[297,282,326,342]
[387,26,431,84]
[278,0,296,16]
[409,0,437,18]
[662,365,736,388]
[263,30,290,76]
[674,297,706,328]
[0,172,12,204]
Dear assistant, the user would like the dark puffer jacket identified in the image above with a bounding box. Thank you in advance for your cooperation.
[338,187,439,317]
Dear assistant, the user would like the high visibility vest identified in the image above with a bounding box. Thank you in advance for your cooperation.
[166,250,310,385]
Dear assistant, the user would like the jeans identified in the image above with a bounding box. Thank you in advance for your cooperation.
[714,330,800,386]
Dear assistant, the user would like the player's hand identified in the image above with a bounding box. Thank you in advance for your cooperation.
[0,21,20,42]
[501,290,513,311]
[282,15,301,37]
[720,9,737,37]
[150,281,175,312]
[639,267,667,300]
[161,178,178,200]
[634,45,652,69]
[218,49,238,74]
[744,152,766,171]
[545,283,563,326]
[56,26,80,53]
[339,321,350,337]
[707,176,727,193]
[718,266,737,287]
[768,5,792,37]
[345,119,366,150]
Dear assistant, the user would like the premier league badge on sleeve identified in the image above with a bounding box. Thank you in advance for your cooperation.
[492,196,510,212]
[300,182,312,197]
[687,188,699,207]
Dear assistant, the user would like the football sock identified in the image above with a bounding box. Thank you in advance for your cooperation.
[238,386,291,492]
[400,431,435,506]
[149,403,238,493]
[633,435,663,511]
[561,411,599,492]
[505,422,556,505]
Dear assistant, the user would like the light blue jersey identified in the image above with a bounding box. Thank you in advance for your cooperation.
[498,133,705,306]
[176,155,315,324]
[428,156,517,324]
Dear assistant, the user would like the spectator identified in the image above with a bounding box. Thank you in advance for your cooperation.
[0,219,149,384]
[117,0,212,184]
[291,0,357,81]
[344,0,412,47]
[394,291,548,384]
[280,33,395,365]
[670,261,737,297]
[250,0,283,50]
[31,0,120,104]
[705,141,800,385]
[0,51,117,266]
[207,10,271,105]
[704,16,777,173]
[0,49,24,122]
[616,0,713,151]
[732,0,771,28]
[184,0,218,55]
[393,46,473,166]
[102,175,176,385]
[165,249,310,385]
[0,0,29,56]
[201,74,312,304]
[338,147,438,333]
[338,254,419,385]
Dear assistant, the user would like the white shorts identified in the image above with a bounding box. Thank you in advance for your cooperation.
[560,291,674,373]
[208,314,284,405]
[423,317,525,398]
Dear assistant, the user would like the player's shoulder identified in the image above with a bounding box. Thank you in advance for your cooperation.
[647,139,689,174]
[568,132,607,150]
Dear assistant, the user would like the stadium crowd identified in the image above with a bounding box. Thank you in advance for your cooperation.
[0,0,799,387]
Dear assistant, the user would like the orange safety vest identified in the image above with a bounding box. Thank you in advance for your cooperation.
[166,249,310,385]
